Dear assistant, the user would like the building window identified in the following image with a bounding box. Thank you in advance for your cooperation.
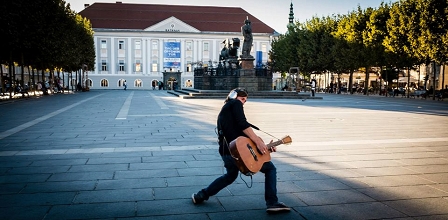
[135,60,141,72]
[152,41,158,49]
[101,40,107,49]
[119,60,125,71]
[203,42,209,51]
[152,62,158,72]
[135,41,142,57]
[152,40,158,57]
[119,40,125,50]
[186,41,192,51]
[101,60,107,71]
[261,44,267,53]
[186,61,192,72]
[101,79,109,87]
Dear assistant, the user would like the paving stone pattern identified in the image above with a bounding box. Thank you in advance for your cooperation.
[0,90,447,220]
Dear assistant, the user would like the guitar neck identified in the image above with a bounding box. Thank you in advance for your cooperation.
[267,140,283,149]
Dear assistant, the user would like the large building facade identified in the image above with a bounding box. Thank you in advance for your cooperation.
[79,2,278,90]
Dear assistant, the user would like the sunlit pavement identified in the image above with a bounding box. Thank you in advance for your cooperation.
[1,90,447,219]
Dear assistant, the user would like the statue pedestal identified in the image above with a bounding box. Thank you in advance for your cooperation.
[239,57,255,70]
[238,57,256,90]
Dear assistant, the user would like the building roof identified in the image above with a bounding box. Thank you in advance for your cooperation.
[79,2,276,34]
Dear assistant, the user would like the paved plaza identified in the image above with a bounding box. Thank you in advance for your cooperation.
[1,90,448,220]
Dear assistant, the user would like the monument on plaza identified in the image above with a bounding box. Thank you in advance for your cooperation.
[240,16,255,70]
[239,16,256,73]
[241,17,253,59]
[219,38,240,69]
[193,17,271,91]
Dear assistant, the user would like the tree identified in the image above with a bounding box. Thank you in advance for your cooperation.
[363,2,392,93]
[384,1,420,98]
[333,11,365,94]
[415,0,448,98]
[0,0,95,94]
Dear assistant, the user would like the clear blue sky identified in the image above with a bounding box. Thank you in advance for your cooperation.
[66,0,397,34]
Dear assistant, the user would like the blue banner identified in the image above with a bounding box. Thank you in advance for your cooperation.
[256,51,263,67]
[163,42,181,68]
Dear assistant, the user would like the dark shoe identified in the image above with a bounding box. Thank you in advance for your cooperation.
[192,191,206,204]
[266,202,291,212]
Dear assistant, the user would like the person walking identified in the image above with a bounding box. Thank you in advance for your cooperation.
[123,80,127,90]
[311,78,316,97]
[191,88,290,213]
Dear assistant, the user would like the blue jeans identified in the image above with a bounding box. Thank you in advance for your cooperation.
[202,155,278,206]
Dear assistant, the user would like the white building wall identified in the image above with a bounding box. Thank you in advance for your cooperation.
[85,30,273,90]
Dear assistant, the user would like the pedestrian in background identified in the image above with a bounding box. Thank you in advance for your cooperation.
[311,78,316,97]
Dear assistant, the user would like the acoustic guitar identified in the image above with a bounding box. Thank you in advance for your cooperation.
[229,136,292,176]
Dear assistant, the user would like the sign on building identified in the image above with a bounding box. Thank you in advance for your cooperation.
[163,42,181,69]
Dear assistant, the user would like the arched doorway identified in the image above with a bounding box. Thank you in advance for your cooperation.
[167,77,177,90]
[162,71,181,90]
[151,80,158,90]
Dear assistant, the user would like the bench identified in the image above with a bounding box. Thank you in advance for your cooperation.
[395,89,406,97]
[436,91,447,101]
[20,88,30,97]
[410,90,426,99]
[386,89,405,97]
[338,87,348,94]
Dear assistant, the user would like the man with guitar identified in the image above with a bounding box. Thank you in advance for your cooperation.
[192,88,290,213]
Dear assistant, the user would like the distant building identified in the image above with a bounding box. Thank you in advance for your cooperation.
[78,2,278,90]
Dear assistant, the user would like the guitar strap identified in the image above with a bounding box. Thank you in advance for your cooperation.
[216,120,229,157]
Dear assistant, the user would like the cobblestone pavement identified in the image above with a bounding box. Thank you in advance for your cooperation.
[1,90,447,220]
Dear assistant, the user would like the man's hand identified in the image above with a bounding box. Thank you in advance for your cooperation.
[268,140,276,152]
[254,138,268,155]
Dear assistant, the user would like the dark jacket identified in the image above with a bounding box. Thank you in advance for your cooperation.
[217,99,251,156]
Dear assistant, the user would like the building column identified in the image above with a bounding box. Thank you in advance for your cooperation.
[110,38,115,74]
[143,38,147,75]
[160,39,165,74]
[127,38,132,74]
[181,39,185,73]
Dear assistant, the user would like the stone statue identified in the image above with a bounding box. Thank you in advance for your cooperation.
[241,17,253,58]
[220,38,240,61]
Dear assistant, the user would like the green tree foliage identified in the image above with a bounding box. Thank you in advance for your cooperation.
[0,0,95,73]
[300,16,337,74]
[269,0,448,93]
[384,1,420,68]
[416,0,448,65]
[333,11,366,92]
[269,24,300,73]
